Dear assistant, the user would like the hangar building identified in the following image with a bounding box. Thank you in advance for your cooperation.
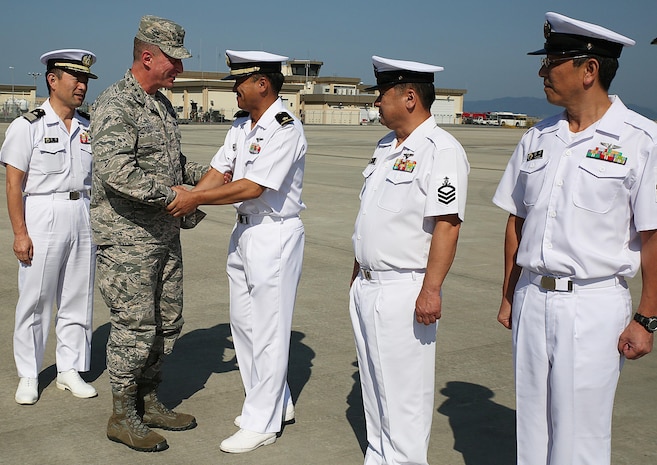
[166,59,466,125]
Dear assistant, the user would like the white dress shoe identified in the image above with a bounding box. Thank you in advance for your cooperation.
[15,378,38,405]
[234,402,295,428]
[220,429,276,453]
[56,369,97,398]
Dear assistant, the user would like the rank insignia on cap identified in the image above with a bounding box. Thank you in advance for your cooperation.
[437,177,456,205]
[586,143,626,165]
[527,150,543,161]
[543,21,552,39]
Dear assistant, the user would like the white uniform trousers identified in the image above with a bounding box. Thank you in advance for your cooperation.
[349,271,437,465]
[512,271,631,465]
[14,194,95,378]
[227,216,304,433]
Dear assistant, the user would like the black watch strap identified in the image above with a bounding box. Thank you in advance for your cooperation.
[634,312,657,333]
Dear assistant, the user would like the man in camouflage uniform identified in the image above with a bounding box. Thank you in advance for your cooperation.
[91,15,207,452]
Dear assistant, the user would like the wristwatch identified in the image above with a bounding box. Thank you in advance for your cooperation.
[633,312,657,333]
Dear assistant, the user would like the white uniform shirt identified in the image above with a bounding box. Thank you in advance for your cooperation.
[0,99,92,194]
[353,117,469,271]
[211,98,306,217]
[493,96,657,279]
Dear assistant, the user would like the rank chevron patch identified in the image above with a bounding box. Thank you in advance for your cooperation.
[437,177,456,205]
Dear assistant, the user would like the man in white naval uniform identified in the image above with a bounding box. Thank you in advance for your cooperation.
[494,12,657,465]
[349,56,469,465]
[1,49,99,404]
[167,50,305,454]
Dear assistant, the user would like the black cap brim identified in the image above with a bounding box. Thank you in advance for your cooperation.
[366,70,434,92]
[528,33,624,58]
[222,62,282,81]
[54,66,98,79]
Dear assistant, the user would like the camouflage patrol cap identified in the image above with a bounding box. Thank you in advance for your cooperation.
[135,15,192,59]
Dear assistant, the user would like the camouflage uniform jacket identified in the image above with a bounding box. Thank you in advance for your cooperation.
[90,70,207,245]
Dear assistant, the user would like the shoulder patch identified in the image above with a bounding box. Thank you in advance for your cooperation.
[234,110,250,119]
[22,108,45,123]
[275,112,294,126]
[77,110,90,120]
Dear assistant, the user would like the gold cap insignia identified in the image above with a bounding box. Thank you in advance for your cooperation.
[544,20,552,39]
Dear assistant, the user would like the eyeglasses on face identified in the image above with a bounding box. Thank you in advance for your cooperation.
[540,55,590,68]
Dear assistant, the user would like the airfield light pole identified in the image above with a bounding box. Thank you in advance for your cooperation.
[9,66,15,115]
[28,72,41,110]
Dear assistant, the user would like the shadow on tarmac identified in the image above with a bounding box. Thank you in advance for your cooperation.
[68,322,317,408]
[82,323,318,412]
[36,365,57,396]
[346,361,367,454]
[437,381,516,465]
[288,331,315,406]
[88,322,110,382]
[38,322,110,393]
[158,323,237,407]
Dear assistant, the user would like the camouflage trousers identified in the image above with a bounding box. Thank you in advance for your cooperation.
[96,241,184,390]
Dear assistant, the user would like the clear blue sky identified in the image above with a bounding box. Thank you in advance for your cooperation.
[2,0,656,113]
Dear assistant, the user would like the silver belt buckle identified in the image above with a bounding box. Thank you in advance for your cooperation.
[540,276,573,292]
[69,191,80,200]
[362,269,372,280]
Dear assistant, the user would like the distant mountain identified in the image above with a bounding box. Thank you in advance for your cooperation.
[464,96,657,121]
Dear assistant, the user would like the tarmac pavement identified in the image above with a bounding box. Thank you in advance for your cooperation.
[0,122,655,465]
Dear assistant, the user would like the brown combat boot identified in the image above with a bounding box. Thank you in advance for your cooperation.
[107,385,168,452]
[141,389,197,431]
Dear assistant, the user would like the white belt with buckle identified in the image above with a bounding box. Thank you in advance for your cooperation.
[359,267,425,281]
[528,271,624,292]
[236,213,297,225]
[28,190,89,200]
[539,276,573,292]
